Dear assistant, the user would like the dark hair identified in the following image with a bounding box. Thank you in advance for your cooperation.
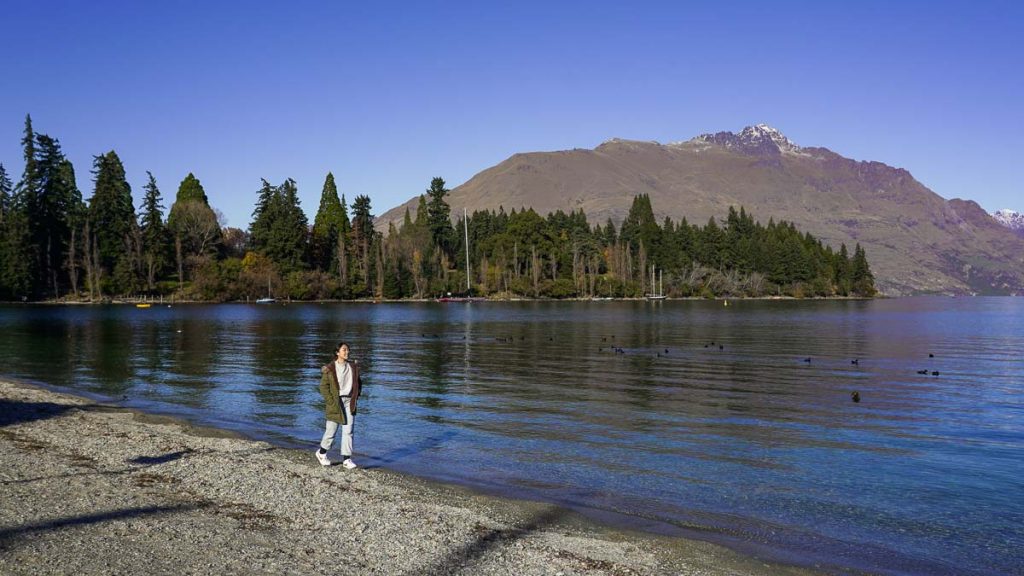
[336,342,349,352]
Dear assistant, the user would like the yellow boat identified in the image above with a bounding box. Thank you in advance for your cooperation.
[135,303,151,308]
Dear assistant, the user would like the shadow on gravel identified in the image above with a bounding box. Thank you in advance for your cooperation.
[126,446,276,466]
[410,506,568,576]
[362,430,459,469]
[3,446,275,486]
[5,448,199,486]
[0,503,205,550]
[0,399,84,428]
[128,449,193,465]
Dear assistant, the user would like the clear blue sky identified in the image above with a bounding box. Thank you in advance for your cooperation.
[1,1,1021,228]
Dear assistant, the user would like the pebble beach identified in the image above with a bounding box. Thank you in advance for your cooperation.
[0,378,816,575]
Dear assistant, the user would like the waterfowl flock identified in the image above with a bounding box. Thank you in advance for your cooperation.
[416,330,947,406]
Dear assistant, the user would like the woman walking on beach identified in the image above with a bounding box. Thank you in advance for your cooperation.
[316,342,361,469]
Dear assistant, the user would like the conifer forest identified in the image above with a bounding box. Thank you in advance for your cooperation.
[0,116,875,302]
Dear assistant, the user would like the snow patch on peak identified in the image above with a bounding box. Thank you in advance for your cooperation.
[992,208,1024,234]
[737,124,800,152]
[690,124,804,156]
[745,123,785,137]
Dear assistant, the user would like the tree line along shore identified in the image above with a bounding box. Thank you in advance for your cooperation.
[0,115,876,303]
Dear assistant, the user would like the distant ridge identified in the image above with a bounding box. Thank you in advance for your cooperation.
[379,126,1024,295]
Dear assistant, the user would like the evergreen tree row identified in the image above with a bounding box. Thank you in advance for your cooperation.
[0,117,875,301]
[385,192,876,299]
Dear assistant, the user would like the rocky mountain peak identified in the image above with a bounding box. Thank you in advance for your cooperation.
[992,208,1024,237]
[693,124,802,156]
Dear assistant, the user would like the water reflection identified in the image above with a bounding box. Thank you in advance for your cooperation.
[250,316,305,417]
[0,299,1021,575]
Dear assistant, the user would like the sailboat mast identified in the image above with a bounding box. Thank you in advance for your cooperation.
[464,207,471,293]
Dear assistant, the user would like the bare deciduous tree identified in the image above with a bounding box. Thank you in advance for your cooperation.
[169,201,219,283]
[173,201,220,258]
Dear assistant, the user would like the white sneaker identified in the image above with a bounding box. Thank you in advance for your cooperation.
[315,450,332,467]
[341,458,357,470]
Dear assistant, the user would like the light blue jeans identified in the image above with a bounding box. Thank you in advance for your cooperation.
[320,397,354,458]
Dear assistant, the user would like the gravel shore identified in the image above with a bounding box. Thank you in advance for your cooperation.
[0,379,816,575]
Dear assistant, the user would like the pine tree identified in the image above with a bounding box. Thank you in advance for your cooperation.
[248,179,275,250]
[0,164,11,224]
[835,243,852,295]
[15,115,37,202]
[619,194,662,279]
[310,172,342,272]
[620,195,653,248]
[425,177,452,256]
[674,217,692,265]
[698,216,725,268]
[725,206,749,269]
[0,164,11,296]
[337,193,351,294]
[399,196,432,297]
[88,151,138,295]
[58,158,85,297]
[414,195,428,227]
[140,172,169,290]
[272,178,309,273]
[248,179,308,274]
[602,218,617,245]
[175,173,210,204]
[338,193,352,236]
[33,134,81,297]
[372,233,385,298]
[1,209,31,299]
[3,116,38,298]
[351,195,374,295]
[382,225,402,299]
[851,243,876,296]
[783,233,812,283]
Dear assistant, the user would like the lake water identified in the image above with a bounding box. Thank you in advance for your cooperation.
[1,299,1021,575]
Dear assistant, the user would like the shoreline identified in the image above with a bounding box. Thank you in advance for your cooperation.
[0,378,820,575]
[6,295,881,305]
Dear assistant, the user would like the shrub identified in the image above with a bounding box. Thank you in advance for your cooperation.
[542,278,577,298]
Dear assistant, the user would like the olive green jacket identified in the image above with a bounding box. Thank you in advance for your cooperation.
[319,360,362,425]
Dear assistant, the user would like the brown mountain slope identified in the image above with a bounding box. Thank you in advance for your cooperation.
[378,126,1024,295]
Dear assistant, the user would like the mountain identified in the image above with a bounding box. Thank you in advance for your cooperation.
[993,209,1024,238]
[378,125,1024,295]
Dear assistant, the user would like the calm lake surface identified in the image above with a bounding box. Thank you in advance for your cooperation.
[1,299,1021,575]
